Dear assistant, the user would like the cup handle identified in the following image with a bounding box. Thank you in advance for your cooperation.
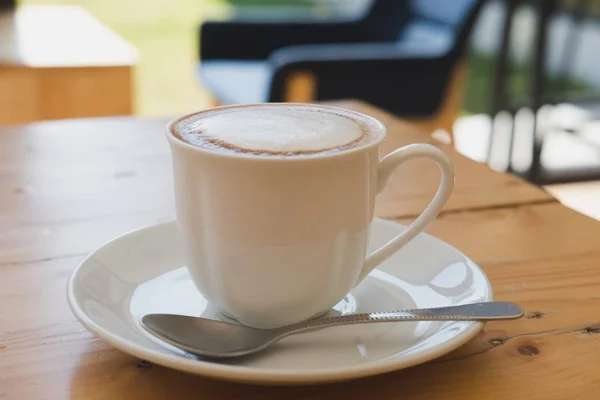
[355,143,455,285]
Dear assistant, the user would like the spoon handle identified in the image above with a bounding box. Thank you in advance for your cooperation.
[277,302,523,336]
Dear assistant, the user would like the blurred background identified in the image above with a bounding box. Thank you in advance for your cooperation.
[3,0,600,216]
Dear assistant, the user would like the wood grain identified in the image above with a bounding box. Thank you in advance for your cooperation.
[0,65,134,124]
[0,108,553,264]
[396,202,600,264]
[0,104,552,225]
[0,5,136,124]
[2,101,600,399]
[331,100,556,217]
[0,67,38,124]
[37,66,133,119]
[3,237,600,399]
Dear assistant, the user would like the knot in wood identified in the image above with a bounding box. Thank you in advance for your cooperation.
[517,343,540,357]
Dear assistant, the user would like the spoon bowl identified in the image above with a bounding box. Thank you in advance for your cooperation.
[141,301,524,358]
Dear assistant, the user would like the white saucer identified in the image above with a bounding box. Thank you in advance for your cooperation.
[67,217,492,385]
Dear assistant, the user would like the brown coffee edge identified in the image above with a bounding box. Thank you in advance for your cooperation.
[171,106,377,156]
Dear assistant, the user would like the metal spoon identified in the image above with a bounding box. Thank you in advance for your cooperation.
[141,301,523,358]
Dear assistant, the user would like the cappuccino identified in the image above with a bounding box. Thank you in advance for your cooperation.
[171,105,380,156]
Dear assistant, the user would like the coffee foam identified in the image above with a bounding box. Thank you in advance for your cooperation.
[172,106,374,155]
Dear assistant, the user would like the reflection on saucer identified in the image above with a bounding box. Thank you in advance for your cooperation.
[69,217,492,384]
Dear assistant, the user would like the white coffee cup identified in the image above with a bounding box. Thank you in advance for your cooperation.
[166,103,454,329]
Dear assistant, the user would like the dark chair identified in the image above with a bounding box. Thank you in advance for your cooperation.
[198,0,484,135]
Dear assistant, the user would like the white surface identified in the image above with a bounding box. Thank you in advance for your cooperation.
[174,106,365,153]
[67,217,492,385]
[167,104,454,329]
[546,181,600,221]
[0,5,137,67]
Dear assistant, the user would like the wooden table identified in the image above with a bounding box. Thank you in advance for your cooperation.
[1,101,599,399]
[0,5,137,125]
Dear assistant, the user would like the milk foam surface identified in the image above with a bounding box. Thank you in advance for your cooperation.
[173,107,368,154]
